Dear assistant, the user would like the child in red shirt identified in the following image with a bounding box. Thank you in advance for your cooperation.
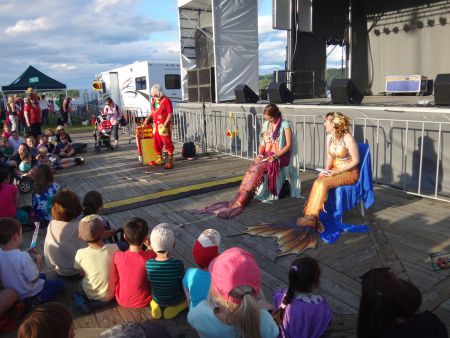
[113,217,156,308]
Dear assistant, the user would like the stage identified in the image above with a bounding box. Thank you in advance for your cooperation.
[15,129,449,337]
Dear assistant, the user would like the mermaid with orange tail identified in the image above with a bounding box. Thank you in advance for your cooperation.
[247,112,360,255]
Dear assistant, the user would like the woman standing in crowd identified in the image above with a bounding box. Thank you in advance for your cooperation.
[5,96,18,132]
[103,97,122,148]
[24,88,42,138]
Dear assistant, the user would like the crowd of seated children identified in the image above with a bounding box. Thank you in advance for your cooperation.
[32,164,60,226]
[113,217,156,308]
[0,218,64,311]
[183,229,221,310]
[272,257,332,338]
[146,224,188,319]
[74,216,119,305]
[188,247,279,338]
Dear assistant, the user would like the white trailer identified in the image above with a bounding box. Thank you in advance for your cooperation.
[97,61,181,116]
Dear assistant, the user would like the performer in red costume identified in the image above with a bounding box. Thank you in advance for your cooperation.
[143,84,175,169]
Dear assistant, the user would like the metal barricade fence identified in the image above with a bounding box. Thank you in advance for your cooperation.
[173,108,450,202]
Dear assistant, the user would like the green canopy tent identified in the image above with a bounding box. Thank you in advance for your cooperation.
[1,65,66,93]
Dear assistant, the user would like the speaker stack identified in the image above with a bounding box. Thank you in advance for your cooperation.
[434,74,450,106]
[330,79,364,104]
[268,82,294,104]
[234,84,258,103]
[187,67,215,102]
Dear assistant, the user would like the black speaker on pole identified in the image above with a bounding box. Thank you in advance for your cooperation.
[434,74,450,106]
[268,82,294,103]
[330,79,364,104]
[234,84,258,103]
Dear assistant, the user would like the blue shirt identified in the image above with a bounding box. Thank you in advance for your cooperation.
[188,300,279,338]
[182,267,211,309]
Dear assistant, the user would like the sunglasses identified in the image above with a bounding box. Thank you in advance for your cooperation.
[359,267,392,283]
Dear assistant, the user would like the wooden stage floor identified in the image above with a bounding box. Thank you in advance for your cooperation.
[16,130,450,338]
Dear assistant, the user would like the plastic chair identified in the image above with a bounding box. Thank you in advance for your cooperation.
[319,143,375,243]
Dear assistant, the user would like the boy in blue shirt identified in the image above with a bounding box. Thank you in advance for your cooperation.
[182,229,221,310]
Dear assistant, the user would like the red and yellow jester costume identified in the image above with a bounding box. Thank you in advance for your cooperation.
[148,96,174,169]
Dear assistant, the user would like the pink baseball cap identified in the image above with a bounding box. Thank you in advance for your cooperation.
[209,247,260,304]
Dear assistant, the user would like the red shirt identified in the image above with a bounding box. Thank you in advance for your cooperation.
[113,250,156,308]
[0,183,18,218]
[151,97,173,126]
[24,103,42,124]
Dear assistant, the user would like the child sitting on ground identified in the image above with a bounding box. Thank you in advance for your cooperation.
[35,147,51,166]
[32,164,60,226]
[82,190,127,251]
[272,257,332,338]
[37,134,54,154]
[183,229,221,310]
[55,134,74,158]
[19,151,32,175]
[0,218,64,308]
[113,217,156,308]
[18,302,74,338]
[188,247,279,338]
[146,223,187,319]
[2,123,11,141]
[74,215,119,303]
[0,169,30,225]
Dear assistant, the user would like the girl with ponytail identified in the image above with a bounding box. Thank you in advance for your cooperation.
[272,257,332,338]
[188,247,279,338]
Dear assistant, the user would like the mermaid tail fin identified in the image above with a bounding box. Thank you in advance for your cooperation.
[194,160,267,219]
[246,219,318,255]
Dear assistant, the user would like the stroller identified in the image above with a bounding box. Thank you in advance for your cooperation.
[93,113,114,152]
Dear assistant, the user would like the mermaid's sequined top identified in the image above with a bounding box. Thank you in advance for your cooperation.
[328,136,354,171]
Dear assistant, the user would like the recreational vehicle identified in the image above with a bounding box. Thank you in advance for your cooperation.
[97,61,181,116]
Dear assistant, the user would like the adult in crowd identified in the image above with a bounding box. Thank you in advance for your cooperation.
[24,88,42,138]
[62,96,71,127]
[5,96,18,131]
[39,94,49,126]
[103,97,122,148]
[143,84,174,169]
[12,95,23,133]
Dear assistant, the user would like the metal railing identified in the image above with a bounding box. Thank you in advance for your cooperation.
[172,108,450,202]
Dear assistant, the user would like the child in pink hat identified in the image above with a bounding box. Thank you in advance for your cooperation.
[187,247,279,338]
[183,229,221,310]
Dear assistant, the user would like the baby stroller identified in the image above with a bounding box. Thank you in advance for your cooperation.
[93,113,114,152]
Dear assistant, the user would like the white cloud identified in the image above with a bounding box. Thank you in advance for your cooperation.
[49,64,77,71]
[258,15,273,34]
[5,17,51,35]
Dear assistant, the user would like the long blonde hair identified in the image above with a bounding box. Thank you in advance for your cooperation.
[329,112,351,138]
[209,286,261,338]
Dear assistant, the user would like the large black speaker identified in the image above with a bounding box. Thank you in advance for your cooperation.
[330,79,364,104]
[234,84,258,103]
[268,82,294,103]
[434,74,450,106]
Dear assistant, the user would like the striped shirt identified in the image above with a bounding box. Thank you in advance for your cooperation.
[146,258,185,306]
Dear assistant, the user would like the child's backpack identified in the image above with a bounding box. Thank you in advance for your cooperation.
[182,142,196,158]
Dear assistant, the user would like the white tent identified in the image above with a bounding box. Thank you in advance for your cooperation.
[178,0,259,102]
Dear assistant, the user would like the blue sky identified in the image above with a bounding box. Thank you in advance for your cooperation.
[0,0,341,89]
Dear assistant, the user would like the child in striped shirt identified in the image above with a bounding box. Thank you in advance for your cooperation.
[146,223,187,319]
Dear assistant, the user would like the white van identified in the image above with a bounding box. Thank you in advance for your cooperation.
[97,61,181,116]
